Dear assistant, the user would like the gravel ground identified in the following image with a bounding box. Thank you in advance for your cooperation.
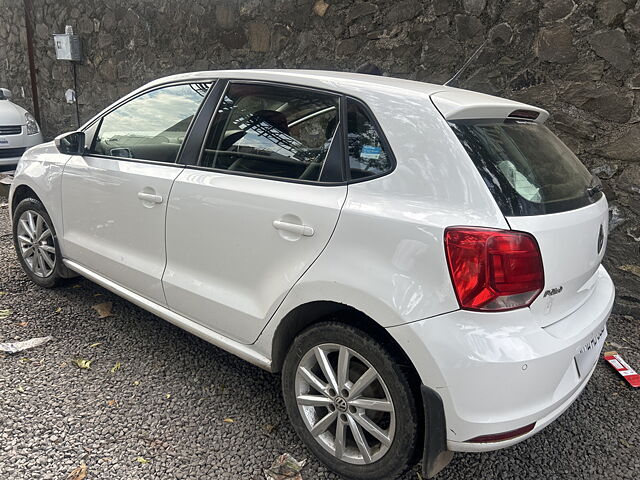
[0,194,639,480]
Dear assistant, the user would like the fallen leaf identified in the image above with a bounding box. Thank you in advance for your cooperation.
[73,358,92,370]
[0,291,6,295]
[72,284,81,289]
[17,322,28,327]
[312,0,329,17]
[89,342,102,348]
[17,385,24,393]
[263,423,278,435]
[111,361,122,373]
[106,399,117,407]
[92,302,113,318]
[618,264,640,277]
[223,418,234,423]
[136,457,149,464]
[94,293,103,297]
[66,462,87,480]
[0,309,13,320]
[264,453,307,480]
[165,393,171,399]
[59,362,68,368]
[56,307,62,313]
[133,380,140,386]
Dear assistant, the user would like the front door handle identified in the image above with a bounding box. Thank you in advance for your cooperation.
[273,220,314,237]
[137,192,163,204]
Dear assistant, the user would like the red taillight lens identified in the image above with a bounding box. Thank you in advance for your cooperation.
[444,227,544,311]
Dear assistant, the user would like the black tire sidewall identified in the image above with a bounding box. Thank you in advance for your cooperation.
[282,322,420,480]
[12,198,64,288]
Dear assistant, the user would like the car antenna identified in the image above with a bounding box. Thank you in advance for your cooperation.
[444,40,487,88]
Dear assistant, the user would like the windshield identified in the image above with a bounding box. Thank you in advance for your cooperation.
[450,120,601,216]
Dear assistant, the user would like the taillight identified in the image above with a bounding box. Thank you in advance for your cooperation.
[444,227,544,311]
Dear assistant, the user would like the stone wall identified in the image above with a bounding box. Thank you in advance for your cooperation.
[0,0,638,314]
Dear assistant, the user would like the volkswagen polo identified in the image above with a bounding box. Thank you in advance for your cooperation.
[9,70,614,479]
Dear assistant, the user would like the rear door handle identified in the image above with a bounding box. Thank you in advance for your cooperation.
[137,192,163,204]
[273,220,314,237]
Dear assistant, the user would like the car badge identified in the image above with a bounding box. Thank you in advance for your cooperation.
[0,137,8,144]
[597,224,604,254]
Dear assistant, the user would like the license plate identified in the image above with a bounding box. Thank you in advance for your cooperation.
[574,323,607,377]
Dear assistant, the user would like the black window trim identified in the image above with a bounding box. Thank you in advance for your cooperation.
[341,95,397,184]
[81,79,216,167]
[178,78,397,187]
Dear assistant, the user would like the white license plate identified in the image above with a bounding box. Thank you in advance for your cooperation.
[574,323,607,377]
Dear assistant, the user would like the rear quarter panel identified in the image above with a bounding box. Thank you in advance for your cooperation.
[254,85,510,356]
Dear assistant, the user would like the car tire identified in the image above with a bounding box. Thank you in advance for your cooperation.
[12,197,69,288]
[282,321,420,480]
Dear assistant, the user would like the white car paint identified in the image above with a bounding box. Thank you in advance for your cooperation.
[163,170,347,343]
[61,155,182,304]
[9,70,614,462]
[0,91,43,166]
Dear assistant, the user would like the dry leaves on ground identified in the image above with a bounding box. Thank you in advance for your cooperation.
[92,302,113,318]
[73,358,92,370]
[67,463,88,480]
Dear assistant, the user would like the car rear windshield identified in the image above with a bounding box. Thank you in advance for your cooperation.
[450,119,602,216]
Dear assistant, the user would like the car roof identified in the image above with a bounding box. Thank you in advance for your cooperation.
[144,69,448,96]
[84,69,547,129]
[141,69,548,122]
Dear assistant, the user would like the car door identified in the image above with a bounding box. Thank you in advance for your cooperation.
[163,81,347,343]
[61,82,211,304]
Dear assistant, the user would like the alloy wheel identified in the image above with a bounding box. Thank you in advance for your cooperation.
[295,343,396,465]
[16,210,56,278]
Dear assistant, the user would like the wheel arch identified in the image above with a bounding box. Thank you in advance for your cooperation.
[11,183,42,215]
[270,300,419,379]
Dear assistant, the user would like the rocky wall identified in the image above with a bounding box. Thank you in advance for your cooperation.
[0,0,638,314]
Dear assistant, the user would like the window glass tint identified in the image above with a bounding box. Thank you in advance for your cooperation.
[90,83,210,163]
[201,83,339,181]
[450,120,600,216]
[346,99,392,179]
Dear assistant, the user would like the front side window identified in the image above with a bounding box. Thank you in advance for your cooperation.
[89,83,210,163]
[201,83,339,182]
[450,120,601,215]
[346,98,393,179]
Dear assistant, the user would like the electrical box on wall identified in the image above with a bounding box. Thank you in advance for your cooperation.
[53,26,81,61]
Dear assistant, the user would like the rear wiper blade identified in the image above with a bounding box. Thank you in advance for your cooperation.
[587,175,603,197]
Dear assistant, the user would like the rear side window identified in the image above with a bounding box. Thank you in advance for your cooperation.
[90,83,210,163]
[201,83,339,182]
[346,99,392,179]
[450,120,601,216]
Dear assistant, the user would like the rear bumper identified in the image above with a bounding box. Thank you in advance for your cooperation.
[390,265,614,452]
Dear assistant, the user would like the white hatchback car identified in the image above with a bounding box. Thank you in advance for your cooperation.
[9,70,614,480]
[0,88,43,167]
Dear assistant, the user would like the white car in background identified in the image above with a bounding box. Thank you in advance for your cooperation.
[0,88,43,167]
[8,70,614,479]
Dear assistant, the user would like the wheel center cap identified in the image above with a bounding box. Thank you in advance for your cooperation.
[334,396,348,412]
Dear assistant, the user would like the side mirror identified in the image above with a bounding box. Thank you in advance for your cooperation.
[0,88,12,100]
[54,131,85,155]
